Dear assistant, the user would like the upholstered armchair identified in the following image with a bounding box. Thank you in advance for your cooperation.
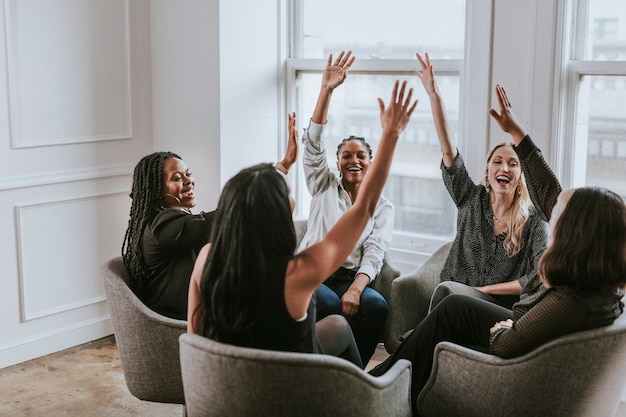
[293,219,403,352]
[179,332,412,417]
[102,257,187,415]
[417,311,626,417]
[386,241,452,353]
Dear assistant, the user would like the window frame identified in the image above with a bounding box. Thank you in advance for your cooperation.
[554,0,626,190]
[284,0,493,263]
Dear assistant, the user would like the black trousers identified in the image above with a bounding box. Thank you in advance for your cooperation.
[369,294,513,415]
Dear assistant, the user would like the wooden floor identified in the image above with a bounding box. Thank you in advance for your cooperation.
[0,336,389,416]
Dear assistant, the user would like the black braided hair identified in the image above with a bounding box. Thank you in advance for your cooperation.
[122,151,181,291]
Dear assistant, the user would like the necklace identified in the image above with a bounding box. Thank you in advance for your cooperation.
[493,215,504,226]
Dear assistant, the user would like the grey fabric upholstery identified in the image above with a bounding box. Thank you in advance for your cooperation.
[417,311,626,417]
[179,333,412,417]
[293,219,403,353]
[102,257,186,407]
[386,241,452,353]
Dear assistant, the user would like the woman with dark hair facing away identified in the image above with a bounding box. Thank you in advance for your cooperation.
[187,81,417,366]
[122,135,298,320]
[415,52,552,311]
[297,50,394,366]
[370,75,626,416]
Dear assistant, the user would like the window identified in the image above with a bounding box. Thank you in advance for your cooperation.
[561,0,626,199]
[287,0,492,259]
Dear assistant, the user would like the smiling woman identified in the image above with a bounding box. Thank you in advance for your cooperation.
[414,54,556,311]
[296,51,396,367]
[121,152,217,320]
[160,157,197,210]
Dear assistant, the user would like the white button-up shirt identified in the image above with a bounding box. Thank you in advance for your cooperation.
[297,120,394,283]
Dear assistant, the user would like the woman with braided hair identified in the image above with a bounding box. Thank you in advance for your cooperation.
[122,151,217,319]
[123,129,298,319]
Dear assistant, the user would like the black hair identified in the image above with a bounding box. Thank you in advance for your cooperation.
[336,136,373,160]
[196,163,297,345]
[122,151,181,291]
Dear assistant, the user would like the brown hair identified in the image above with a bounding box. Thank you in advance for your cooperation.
[539,187,626,290]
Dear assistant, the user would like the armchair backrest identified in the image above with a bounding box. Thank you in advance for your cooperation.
[386,241,453,353]
[102,257,186,405]
[179,332,412,417]
[417,311,626,417]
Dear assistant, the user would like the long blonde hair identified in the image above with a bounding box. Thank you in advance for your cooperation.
[480,143,531,258]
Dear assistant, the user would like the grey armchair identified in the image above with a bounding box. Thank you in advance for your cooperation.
[417,311,626,417]
[179,332,412,417]
[293,219,403,352]
[102,257,186,414]
[386,241,452,353]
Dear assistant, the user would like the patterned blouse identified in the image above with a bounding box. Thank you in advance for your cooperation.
[440,139,551,290]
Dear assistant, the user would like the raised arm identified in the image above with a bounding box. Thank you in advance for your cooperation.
[312,51,355,125]
[286,81,417,317]
[415,52,458,167]
[275,112,299,175]
[489,85,562,218]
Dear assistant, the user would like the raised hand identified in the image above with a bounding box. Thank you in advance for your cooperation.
[488,84,527,145]
[377,80,418,138]
[278,112,299,173]
[414,52,439,96]
[321,50,355,92]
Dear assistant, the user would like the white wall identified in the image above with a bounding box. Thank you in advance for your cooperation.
[0,0,155,369]
[0,0,286,369]
[489,0,560,166]
[150,0,221,212]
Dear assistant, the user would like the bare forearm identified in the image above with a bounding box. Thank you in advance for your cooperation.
[429,92,458,167]
[476,280,523,295]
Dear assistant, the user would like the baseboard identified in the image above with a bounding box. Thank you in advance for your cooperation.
[0,316,113,369]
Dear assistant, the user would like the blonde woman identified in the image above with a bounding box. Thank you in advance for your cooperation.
[415,52,555,310]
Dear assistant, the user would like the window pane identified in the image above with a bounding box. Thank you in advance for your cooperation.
[300,0,465,59]
[575,75,626,199]
[581,0,626,60]
[295,72,458,239]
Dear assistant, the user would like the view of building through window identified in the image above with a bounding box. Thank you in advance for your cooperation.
[293,0,466,242]
[573,0,626,199]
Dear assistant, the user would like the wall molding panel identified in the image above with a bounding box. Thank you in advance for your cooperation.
[0,163,133,191]
[4,0,132,148]
[15,191,129,322]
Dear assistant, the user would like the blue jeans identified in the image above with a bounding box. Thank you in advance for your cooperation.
[315,267,388,366]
